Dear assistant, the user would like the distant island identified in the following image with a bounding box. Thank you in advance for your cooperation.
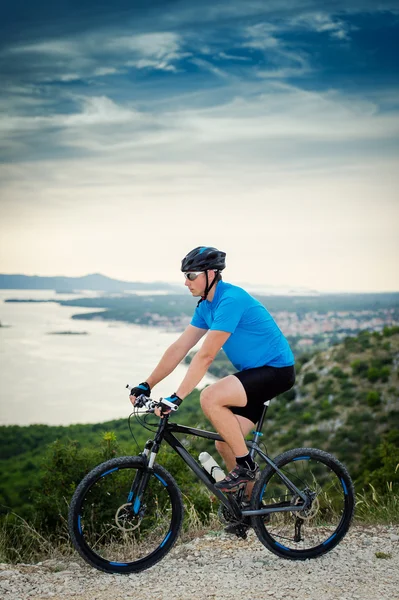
[47,331,88,335]
[5,299,55,303]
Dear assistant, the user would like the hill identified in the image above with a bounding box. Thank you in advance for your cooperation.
[1,328,398,523]
[188,326,399,485]
[0,273,179,292]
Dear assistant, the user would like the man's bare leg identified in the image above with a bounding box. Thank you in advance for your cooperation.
[215,414,257,499]
[200,376,248,455]
[200,375,258,493]
[215,414,254,468]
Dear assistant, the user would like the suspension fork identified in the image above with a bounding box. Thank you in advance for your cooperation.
[129,417,168,514]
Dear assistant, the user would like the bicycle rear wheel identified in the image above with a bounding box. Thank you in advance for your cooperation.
[68,456,184,573]
[251,447,354,560]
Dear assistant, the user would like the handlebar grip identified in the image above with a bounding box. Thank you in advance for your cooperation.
[160,398,179,411]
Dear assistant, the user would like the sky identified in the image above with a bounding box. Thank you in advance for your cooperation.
[0,1,398,293]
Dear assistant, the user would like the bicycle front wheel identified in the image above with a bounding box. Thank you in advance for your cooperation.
[251,447,355,560]
[68,456,184,573]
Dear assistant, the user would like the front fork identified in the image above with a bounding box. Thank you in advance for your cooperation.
[128,439,158,515]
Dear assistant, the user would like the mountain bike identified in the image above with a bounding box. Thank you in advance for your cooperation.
[68,392,355,574]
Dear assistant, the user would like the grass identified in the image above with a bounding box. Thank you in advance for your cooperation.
[0,511,72,565]
[180,493,223,542]
[1,484,398,565]
[355,483,399,524]
[0,494,224,566]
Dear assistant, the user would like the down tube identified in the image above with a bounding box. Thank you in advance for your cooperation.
[163,431,234,510]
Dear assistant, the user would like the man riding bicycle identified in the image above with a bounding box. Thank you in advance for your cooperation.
[130,246,295,493]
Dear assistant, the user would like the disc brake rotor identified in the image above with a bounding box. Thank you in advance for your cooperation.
[293,493,320,521]
[115,503,142,532]
[301,494,320,521]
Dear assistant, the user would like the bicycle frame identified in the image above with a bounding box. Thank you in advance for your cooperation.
[137,414,309,522]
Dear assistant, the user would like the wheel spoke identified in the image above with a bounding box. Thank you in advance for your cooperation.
[69,458,183,572]
[252,448,354,559]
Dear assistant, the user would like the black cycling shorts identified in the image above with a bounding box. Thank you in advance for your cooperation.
[231,364,296,426]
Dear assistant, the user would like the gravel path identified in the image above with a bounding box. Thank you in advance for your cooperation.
[1,525,398,600]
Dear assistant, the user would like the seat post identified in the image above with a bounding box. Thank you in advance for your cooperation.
[249,399,273,458]
[257,399,272,432]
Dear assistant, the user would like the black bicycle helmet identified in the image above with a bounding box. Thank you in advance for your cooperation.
[181,246,226,305]
[181,246,226,272]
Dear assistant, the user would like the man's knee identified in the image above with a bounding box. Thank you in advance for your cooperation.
[200,386,214,414]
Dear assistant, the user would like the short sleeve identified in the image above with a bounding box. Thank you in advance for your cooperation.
[190,306,209,330]
[210,296,243,333]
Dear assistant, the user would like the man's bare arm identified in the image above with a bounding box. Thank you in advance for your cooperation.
[145,325,207,389]
[176,330,231,399]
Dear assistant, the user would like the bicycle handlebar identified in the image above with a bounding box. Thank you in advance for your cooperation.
[126,385,179,414]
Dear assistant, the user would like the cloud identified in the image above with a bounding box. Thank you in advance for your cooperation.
[287,12,352,40]
[218,52,251,62]
[0,96,144,143]
[4,30,186,84]
[106,32,181,59]
[93,67,122,77]
[0,1,398,292]
[190,57,231,79]
[242,23,311,79]
[1,5,398,172]
[1,81,398,168]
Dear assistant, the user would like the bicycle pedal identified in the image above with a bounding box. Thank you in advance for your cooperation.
[225,522,250,539]
[235,525,248,540]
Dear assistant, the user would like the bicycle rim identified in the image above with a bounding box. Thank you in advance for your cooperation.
[252,448,354,560]
[69,457,183,573]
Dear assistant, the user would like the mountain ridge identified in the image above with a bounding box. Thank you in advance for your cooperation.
[0,273,179,292]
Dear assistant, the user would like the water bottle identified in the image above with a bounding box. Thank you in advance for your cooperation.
[198,452,226,482]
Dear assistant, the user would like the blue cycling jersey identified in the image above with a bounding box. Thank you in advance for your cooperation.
[190,280,294,371]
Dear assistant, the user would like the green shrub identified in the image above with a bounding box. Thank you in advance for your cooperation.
[31,433,121,532]
[315,379,335,399]
[366,391,381,407]
[344,336,359,352]
[301,412,314,425]
[303,372,318,385]
[334,348,348,362]
[379,366,391,382]
[358,334,371,350]
[295,354,311,373]
[319,406,336,420]
[331,366,347,379]
[371,356,393,368]
[367,366,391,382]
[375,552,392,559]
[367,367,380,382]
[383,326,399,337]
[355,431,399,495]
[351,360,369,376]
[335,394,354,407]
[279,388,297,403]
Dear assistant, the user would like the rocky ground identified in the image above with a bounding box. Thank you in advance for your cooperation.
[1,525,398,600]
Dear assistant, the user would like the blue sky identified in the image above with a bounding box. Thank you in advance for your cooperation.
[0,1,398,292]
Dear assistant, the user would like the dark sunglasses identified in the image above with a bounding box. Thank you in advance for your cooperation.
[183,272,204,281]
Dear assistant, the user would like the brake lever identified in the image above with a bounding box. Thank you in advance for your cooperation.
[134,393,150,408]
[125,385,150,409]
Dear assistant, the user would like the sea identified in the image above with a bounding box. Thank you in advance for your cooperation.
[0,290,215,426]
